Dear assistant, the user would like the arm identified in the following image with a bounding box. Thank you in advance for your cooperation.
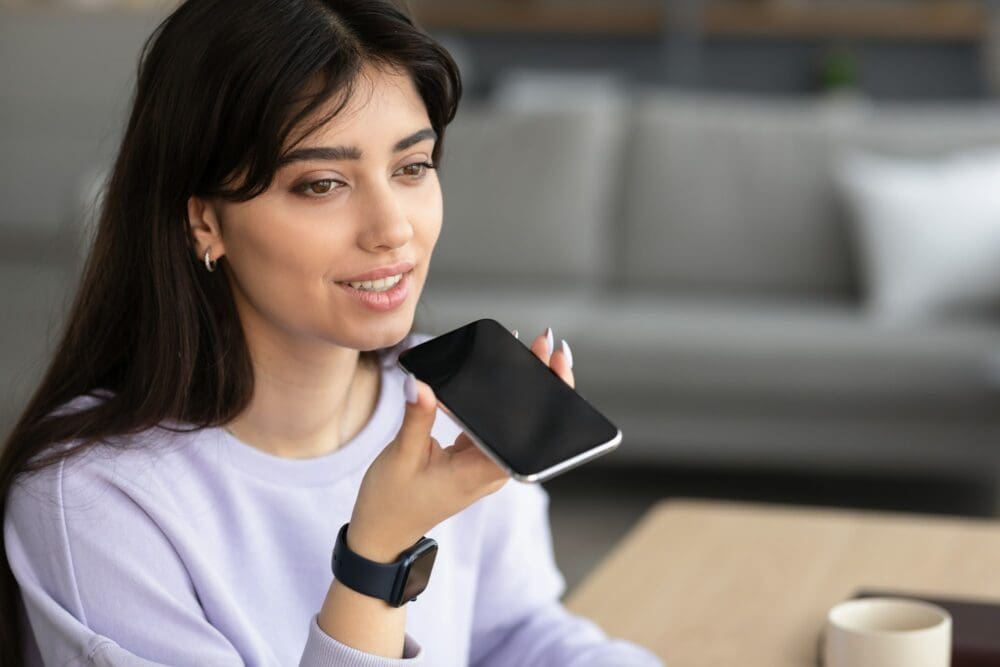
[468,481,663,667]
[315,527,415,662]
[4,457,424,666]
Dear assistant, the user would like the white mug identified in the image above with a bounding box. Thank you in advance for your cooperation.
[823,597,951,667]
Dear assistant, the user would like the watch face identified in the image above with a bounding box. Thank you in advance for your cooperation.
[397,540,437,604]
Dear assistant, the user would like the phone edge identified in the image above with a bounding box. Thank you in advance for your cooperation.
[432,404,623,485]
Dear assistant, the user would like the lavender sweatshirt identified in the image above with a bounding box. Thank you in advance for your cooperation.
[4,332,663,666]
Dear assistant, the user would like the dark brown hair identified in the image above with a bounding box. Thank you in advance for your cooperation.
[0,0,461,662]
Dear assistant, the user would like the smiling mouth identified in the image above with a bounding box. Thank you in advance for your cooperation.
[336,267,415,290]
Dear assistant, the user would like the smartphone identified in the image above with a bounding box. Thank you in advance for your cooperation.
[396,318,622,483]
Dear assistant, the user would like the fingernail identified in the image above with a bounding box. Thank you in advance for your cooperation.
[544,327,554,356]
[512,329,519,340]
[404,372,418,404]
[560,339,573,369]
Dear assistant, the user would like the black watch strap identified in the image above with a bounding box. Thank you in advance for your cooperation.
[331,523,402,602]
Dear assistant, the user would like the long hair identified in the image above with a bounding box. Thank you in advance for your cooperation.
[0,1,461,662]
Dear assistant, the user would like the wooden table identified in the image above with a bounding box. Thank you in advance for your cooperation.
[564,499,1000,667]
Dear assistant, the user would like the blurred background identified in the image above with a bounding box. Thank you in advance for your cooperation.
[6,0,1000,594]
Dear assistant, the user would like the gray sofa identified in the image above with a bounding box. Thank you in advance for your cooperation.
[421,79,1000,483]
[4,9,1000,488]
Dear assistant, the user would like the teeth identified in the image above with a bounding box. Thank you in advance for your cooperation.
[345,273,403,291]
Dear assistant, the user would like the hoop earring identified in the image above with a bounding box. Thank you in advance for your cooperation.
[204,247,217,272]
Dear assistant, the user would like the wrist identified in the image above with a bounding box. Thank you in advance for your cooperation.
[333,522,439,609]
[345,523,415,564]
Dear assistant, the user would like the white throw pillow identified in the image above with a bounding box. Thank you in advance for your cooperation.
[836,147,1000,322]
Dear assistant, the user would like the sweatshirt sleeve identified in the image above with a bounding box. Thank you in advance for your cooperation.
[468,481,663,667]
[4,457,424,666]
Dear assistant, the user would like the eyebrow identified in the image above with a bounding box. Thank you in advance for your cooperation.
[278,127,438,167]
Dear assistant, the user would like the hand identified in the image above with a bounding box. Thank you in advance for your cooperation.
[524,326,575,391]
[348,327,575,562]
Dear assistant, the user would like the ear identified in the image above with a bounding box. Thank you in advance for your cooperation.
[187,195,226,263]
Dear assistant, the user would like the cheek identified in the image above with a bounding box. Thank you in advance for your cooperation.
[224,182,442,331]
[224,203,345,320]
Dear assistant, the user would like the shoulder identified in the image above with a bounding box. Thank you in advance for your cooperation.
[8,393,206,527]
[3,411,240,666]
[4,415,209,621]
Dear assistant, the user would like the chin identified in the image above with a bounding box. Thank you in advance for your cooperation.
[351,320,414,352]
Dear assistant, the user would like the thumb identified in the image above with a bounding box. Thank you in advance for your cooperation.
[396,372,438,458]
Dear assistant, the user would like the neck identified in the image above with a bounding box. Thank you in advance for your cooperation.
[225,309,380,459]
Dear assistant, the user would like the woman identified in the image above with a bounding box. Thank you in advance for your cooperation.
[1,1,663,665]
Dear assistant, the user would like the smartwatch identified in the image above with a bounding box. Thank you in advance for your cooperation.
[331,522,438,608]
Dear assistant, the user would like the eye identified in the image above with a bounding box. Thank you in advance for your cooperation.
[398,161,436,180]
[293,178,342,198]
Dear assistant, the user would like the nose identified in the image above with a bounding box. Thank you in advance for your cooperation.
[359,180,414,251]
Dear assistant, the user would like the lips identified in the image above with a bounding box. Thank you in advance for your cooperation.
[338,261,415,283]
[337,267,411,311]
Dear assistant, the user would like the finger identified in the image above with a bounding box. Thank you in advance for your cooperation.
[396,373,438,461]
[530,327,553,365]
[549,338,575,389]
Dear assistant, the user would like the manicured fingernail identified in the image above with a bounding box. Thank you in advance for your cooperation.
[404,372,418,404]
[544,327,554,356]
[560,339,573,369]
[512,329,519,340]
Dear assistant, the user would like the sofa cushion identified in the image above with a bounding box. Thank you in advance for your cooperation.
[847,101,1000,157]
[416,287,1000,405]
[620,90,861,297]
[431,100,624,289]
[573,295,1000,404]
[416,283,599,340]
[836,147,1000,323]
[621,89,1000,299]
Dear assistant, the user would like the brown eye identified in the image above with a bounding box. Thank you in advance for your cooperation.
[400,161,435,178]
[308,180,334,194]
[292,178,341,198]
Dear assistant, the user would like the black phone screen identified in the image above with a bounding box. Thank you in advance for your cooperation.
[396,318,621,479]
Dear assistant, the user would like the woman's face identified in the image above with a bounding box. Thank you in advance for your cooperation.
[202,63,442,354]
